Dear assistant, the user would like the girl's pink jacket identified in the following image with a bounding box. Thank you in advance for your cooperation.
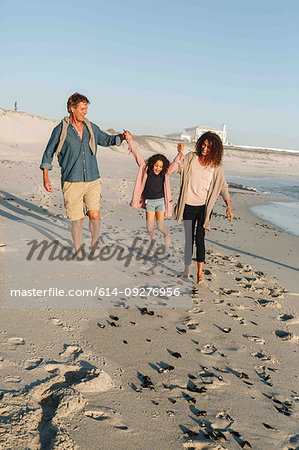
[127,139,184,218]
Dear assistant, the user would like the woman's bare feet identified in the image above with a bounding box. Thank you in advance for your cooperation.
[179,265,191,279]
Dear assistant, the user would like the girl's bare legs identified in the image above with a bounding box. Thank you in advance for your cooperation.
[156,211,170,247]
[71,218,84,260]
[146,211,156,246]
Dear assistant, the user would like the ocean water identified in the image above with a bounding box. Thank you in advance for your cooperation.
[227,176,299,236]
[250,202,299,237]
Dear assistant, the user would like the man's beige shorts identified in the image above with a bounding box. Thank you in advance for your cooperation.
[62,178,101,221]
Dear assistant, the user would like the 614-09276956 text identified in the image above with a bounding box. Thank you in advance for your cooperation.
[9,286,181,298]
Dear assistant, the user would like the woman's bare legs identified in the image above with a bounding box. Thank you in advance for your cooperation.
[197,261,204,283]
[179,264,191,279]
[180,214,195,278]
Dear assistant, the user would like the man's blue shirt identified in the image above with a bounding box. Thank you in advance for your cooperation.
[40,122,122,182]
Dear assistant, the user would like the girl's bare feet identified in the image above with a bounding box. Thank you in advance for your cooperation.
[164,234,171,248]
[150,238,156,248]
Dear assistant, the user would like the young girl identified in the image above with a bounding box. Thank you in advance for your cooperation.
[126,138,184,247]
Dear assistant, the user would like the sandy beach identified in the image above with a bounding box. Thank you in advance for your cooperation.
[0,110,299,449]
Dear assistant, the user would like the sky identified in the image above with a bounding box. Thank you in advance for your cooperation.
[1,0,299,149]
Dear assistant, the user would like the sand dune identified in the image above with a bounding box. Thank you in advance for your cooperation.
[0,108,57,145]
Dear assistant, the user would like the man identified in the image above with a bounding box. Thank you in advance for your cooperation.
[40,92,131,259]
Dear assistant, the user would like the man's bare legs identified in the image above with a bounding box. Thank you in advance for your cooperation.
[71,218,84,260]
[88,210,100,248]
[71,210,100,260]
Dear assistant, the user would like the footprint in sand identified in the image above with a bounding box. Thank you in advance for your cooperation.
[228,303,250,310]
[188,306,205,315]
[255,298,282,309]
[4,376,22,383]
[184,319,200,331]
[243,334,265,345]
[84,406,128,430]
[224,311,245,325]
[264,393,293,416]
[75,370,114,393]
[255,366,273,386]
[283,434,299,449]
[274,330,299,342]
[59,345,83,362]
[200,344,217,355]
[251,351,279,364]
[24,357,43,370]
[221,289,241,296]
[278,314,299,325]
[8,337,25,345]
[48,317,73,331]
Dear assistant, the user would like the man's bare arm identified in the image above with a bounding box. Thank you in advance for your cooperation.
[43,169,53,192]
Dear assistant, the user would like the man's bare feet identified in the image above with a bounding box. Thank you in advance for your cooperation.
[73,252,84,261]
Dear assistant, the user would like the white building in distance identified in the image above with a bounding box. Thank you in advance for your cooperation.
[165,124,227,144]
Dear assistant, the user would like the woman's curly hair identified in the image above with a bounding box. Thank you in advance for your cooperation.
[195,131,223,167]
[146,154,170,175]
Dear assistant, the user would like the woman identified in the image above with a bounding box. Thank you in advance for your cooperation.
[174,131,233,283]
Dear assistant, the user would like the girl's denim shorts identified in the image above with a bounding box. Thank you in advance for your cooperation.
[145,197,165,212]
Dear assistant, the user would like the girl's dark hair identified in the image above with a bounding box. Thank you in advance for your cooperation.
[195,131,223,167]
[146,154,170,175]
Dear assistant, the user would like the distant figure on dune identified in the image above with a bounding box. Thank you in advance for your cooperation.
[14,101,17,112]
[173,131,233,283]
[40,92,131,259]
[125,138,184,248]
